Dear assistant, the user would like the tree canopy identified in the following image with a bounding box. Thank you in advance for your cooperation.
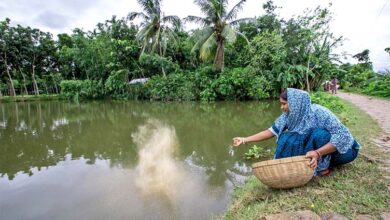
[1,0,388,99]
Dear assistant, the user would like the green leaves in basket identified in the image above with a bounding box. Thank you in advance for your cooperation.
[244,145,264,160]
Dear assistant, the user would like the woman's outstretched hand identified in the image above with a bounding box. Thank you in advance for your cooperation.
[305,150,320,169]
[232,137,244,147]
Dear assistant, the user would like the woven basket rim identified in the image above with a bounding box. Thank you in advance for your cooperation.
[251,155,310,169]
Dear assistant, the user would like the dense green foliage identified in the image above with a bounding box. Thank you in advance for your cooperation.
[338,50,390,98]
[310,92,345,113]
[1,0,389,100]
[145,66,270,101]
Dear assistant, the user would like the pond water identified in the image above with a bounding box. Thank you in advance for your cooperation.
[0,100,280,220]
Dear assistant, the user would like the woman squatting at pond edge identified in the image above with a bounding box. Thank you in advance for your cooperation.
[233,88,360,176]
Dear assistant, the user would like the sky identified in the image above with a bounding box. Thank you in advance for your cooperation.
[0,0,389,71]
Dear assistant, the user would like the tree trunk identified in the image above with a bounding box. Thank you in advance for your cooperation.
[159,43,166,77]
[72,62,76,80]
[161,66,166,77]
[19,68,28,96]
[213,40,225,72]
[53,76,59,94]
[306,56,311,92]
[44,82,49,95]
[32,55,39,95]
[4,54,16,96]
[6,81,14,96]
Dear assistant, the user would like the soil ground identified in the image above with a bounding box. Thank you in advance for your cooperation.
[336,92,390,196]
[336,92,390,152]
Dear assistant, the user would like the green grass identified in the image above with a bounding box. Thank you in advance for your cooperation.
[0,94,64,102]
[342,88,390,100]
[223,94,389,219]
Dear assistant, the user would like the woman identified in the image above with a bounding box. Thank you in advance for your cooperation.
[331,77,339,94]
[232,88,360,176]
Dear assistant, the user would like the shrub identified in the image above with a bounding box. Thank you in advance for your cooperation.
[126,83,150,100]
[138,53,179,77]
[214,67,270,100]
[60,79,104,100]
[146,72,196,101]
[105,69,128,98]
[310,92,345,113]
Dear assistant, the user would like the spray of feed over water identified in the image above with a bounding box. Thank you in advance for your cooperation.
[132,119,184,202]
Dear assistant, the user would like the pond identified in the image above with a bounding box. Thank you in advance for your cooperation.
[0,100,280,220]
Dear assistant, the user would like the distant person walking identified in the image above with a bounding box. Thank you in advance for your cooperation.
[331,77,338,94]
[323,81,331,92]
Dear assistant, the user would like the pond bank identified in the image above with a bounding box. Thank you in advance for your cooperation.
[223,93,390,219]
[0,94,63,102]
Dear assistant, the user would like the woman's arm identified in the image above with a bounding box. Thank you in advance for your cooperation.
[232,129,275,147]
[306,142,337,168]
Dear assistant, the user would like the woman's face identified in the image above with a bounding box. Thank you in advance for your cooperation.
[279,98,289,113]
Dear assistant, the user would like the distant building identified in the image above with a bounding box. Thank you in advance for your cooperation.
[129,78,149,84]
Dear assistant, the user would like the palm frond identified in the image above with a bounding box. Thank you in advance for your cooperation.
[160,28,169,56]
[235,30,249,44]
[137,0,155,16]
[183,16,211,26]
[127,12,149,21]
[153,0,161,15]
[210,0,223,20]
[151,27,161,54]
[200,32,217,61]
[136,26,149,40]
[156,27,163,54]
[225,0,246,21]
[162,15,182,28]
[229,17,255,26]
[194,0,219,21]
[217,0,228,18]
[194,0,213,14]
[136,22,156,48]
[164,28,178,45]
[191,27,214,53]
[221,25,236,44]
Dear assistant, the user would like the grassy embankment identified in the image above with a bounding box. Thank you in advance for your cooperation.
[0,94,63,102]
[224,93,389,219]
[343,88,390,100]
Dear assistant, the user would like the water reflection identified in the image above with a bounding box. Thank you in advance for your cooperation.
[0,100,280,219]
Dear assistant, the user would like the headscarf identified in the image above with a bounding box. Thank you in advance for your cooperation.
[285,88,314,134]
[273,88,314,136]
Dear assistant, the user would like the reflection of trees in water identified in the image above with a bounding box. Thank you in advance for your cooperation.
[0,101,140,180]
[1,102,68,180]
[0,100,281,183]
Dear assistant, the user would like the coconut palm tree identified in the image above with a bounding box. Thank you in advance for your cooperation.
[185,0,252,72]
[128,0,181,58]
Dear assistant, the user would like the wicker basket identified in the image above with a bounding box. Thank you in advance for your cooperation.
[251,156,314,189]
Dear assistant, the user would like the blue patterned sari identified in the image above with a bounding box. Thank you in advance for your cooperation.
[269,88,360,175]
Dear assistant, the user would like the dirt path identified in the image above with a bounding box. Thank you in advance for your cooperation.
[336,92,390,219]
[336,92,390,150]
